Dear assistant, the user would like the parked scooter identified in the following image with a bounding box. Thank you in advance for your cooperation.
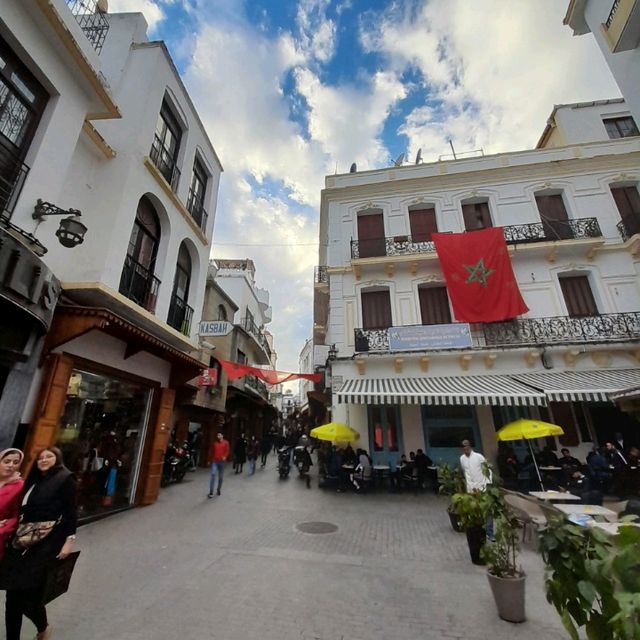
[277,446,291,479]
[161,441,191,486]
[293,445,312,488]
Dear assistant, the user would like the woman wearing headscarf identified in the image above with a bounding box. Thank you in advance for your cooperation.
[0,446,78,640]
[0,448,24,561]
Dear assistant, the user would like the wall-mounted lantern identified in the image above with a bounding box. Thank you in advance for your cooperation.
[32,199,87,249]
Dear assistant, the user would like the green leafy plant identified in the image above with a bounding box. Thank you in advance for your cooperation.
[437,463,465,513]
[539,515,640,640]
[482,508,523,578]
[451,489,492,530]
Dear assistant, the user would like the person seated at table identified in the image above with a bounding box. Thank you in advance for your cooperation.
[628,447,640,468]
[350,448,372,492]
[559,448,582,482]
[413,449,433,489]
[497,444,520,490]
[341,443,357,467]
[563,470,602,505]
[537,445,559,467]
[586,446,610,493]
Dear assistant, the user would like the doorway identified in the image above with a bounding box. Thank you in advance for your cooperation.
[367,405,402,466]
[421,405,480,466]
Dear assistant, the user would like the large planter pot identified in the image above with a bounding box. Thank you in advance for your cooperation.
[487,572,526,623]
[465,526,486,565]
[448,509,463,532]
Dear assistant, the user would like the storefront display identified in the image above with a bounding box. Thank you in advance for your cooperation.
[56,369,152,517]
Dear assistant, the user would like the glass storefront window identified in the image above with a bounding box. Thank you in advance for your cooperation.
[56,369,152,518]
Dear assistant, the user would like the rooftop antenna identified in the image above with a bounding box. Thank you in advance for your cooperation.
[415,148,422,165]
[391,153,404,167]
[448,139,457,160]
[349,162,357,173]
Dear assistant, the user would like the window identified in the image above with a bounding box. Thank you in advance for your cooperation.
[186,158,208,230]
[559,275,598,318]
[167,243,193,334]
[119,196,161,312]
[462,201,492,231]
[603,116,639,139]
[419,286,451,325]
[361,289,392,330]
[409,207,437,242]
[357,211,385,258]
[535,193,573,240]
[150,100,182,190]
[237,349,247,365]
[217,305,228,321]
[611,185,640,238]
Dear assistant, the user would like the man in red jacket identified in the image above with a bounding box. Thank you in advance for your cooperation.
[208,433,230,498]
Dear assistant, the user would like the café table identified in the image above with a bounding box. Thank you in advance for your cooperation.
[372,465,390,489]
[590,521,640,535]
[529,490,580,502]
[554,503,618,522]
[539,466,563,472]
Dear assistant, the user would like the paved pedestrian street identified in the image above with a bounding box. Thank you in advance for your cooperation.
[44,460,566,640]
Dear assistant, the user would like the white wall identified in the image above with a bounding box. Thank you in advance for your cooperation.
[553,101,636,145]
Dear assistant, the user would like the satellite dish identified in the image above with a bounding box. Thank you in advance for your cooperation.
[349,163,357,173]
[392,153,405,167]
[415,148,422,165]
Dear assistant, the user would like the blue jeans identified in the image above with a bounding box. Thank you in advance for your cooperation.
[248,459,256,475]
[209,462,225,494]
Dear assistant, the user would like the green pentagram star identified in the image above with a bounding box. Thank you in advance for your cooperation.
[465,258,494,287]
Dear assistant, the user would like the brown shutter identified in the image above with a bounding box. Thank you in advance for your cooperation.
[536,194,572,240]
[409,208,437,242]
[357,213,385,258]
[550,402,580,447]
[612,186,640,237]
[139,387,175,505]
[560,276,598,317]
[419,286,451,325]
[462,202,492,231]
[362,290,392,330]
[24,353,74,474]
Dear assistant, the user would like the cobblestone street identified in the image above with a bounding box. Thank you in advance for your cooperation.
[40,459,567,640]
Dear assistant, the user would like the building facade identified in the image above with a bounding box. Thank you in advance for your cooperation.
[1,1,222,517]
[316,110,640,467]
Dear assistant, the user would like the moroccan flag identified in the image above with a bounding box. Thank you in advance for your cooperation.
[217,359,322,385]
[432,228,528,323]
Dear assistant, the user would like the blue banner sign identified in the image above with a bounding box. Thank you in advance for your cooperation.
[198,321,233,337]
[388,323,472,351]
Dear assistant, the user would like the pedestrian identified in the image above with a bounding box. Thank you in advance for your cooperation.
[188,428,202,470]
[233,433,247,474]
[247,436,259,475]
[0,446,78,640]
[208,432,229,498]
[0,449,25,561]
[459,439,493,538]
[259,433,271,468]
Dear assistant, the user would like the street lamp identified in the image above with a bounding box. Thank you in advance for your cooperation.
[32,199,87,249]
[327,343,338,361]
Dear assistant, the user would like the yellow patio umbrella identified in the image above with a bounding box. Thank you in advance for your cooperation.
[496,419,565,490]
[310,422,360,443]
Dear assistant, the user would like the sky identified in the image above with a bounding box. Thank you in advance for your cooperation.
[110,0,620,376]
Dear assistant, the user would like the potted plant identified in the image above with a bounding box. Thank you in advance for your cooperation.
[482,506,526,623]
[451,489,491,564]
[437,463,465,532]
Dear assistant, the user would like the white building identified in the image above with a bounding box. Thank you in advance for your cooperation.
[315,106,640,468]
[1,0,221,515]
[298,337,313,408]
[564,0,640,125]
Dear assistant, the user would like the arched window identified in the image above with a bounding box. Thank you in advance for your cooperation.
[217,305,228,321]
[119,196,161,312]
[168,242,193,335]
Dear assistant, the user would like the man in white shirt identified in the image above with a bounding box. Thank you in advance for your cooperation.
[460,440,490,491]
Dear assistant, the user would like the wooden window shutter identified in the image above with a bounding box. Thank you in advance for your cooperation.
[419,286,451,325]
[536,194,572,240]
[139,387,176,505]
[550,402,580,447]
[611,186,640,237]
[24,353,74,473]
[357,213,386,258]
[560,276,598,318]
[361,290,392,330]
[462,202,492,231]
[409,208,437,242]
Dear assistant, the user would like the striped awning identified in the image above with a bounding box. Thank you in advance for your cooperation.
[336,376,546,407]
[512,369,640,403]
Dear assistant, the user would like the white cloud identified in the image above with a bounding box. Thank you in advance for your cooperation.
[108,0,165,29]
[296,0,337,63]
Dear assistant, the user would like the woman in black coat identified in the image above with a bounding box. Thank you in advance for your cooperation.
[0,446,77,640]
[233,434,247,474]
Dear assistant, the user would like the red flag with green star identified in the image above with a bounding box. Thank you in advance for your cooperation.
[432,228,528,322]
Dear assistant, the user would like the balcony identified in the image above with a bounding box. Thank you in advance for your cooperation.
[618,218,640,242]
[167,293,194,336]
[314,265,328,285]
[118,254,160,313]
[149,134,181,192]
[65,0,110,54]
[186,189,208,232]
[240,316,272,359]
[354,312,640,353]
[244,375,269,399]
[603,0,640,52]
[0,140,29,221]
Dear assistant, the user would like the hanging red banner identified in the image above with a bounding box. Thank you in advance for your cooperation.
[217,359,322,385]
[198,368,218,387]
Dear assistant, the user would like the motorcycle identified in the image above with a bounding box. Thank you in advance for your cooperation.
[161,441,191,486]
[277,446,291,479]
[293,445,312,488]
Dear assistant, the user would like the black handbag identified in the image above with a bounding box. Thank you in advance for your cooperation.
[41,551,81,605]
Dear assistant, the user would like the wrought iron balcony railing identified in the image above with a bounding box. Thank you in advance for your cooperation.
[186,188,208,232]
[314,266,328,284]
[65,0,110,54]
[606,0,622,28]
[354,312,640,353]
[350,218,603,259]
[240,316,272,358]
[167,293,194,336]
[245,375,269,399]
[0,139,29,221]
[150,134,181,192]
[617,218,640,242]
[119,254,160,313]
